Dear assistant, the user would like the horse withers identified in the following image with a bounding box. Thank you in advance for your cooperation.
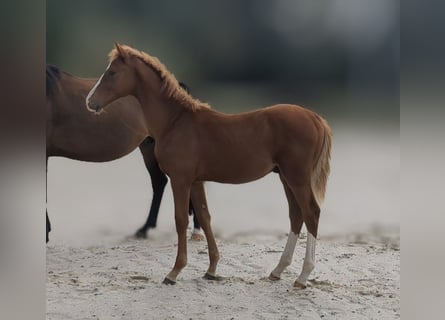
[46,64,203,242]
[86,43,332,289]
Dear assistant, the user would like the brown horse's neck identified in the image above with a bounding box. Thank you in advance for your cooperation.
[133,69,184,140]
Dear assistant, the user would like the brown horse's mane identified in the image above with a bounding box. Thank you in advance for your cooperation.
[46,64,61,97]
[109,45,210,111]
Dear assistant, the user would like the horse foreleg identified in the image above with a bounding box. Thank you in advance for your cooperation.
[46,157,51,243]
[163,180,190,285]
[136,137,168,238]
[190,182,220,279]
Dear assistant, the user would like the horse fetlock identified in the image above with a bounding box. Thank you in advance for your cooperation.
[176,259,187,271]
[190,232,205,241]
[282,256,293,267]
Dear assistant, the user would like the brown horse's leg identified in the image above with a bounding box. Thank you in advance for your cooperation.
[189,200,204,241]
[136,137,168,238]
[269,175,303,281]
[46,157,51,243]
[163,180,190,285]
[290,184,320,289]
[190,182,220,279]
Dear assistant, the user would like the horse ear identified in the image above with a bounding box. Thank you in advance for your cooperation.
[114,42,127,60]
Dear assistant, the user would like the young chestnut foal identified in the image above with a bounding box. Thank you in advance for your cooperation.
[86,43,331,288]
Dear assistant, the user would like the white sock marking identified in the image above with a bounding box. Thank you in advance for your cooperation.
[296,232,316,285]
[271,231,298,278]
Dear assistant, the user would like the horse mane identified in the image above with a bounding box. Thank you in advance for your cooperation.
[108,45,210,111]
[46,64,61,96]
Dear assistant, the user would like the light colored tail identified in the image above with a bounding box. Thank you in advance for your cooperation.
[311,117,332,206]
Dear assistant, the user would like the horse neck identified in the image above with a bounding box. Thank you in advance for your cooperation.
[133,73,184,140]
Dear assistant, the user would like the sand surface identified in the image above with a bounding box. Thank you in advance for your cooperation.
[47,232,399,320]
[46,126,400,319]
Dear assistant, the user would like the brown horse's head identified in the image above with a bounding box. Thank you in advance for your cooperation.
[86,42,137,113]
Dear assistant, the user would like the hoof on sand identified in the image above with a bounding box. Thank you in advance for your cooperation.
[293,280,307,289]
[191,233,205,241]
[203,273,224,281]
[162,277,176,285]
[134,229,147,239]
[268,273,281,281]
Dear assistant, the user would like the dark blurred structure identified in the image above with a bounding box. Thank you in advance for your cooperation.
[47,0,399,121]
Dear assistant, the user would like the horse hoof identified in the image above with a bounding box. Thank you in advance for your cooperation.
[293,280,307,289]
[162,277,176,285]
[268,273,280,281]
[135,229,147,239]
[203,273,224,281]
[191,233,205,241]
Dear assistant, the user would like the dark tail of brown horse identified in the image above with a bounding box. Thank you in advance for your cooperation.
[311,117,332,206]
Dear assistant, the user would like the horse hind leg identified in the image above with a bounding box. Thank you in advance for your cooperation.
[189,200,205,241]
[269,175,303,281]
[291,184,320,289]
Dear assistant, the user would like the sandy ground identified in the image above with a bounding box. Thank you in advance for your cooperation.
[46,125,400,319]
[47,232,399,320]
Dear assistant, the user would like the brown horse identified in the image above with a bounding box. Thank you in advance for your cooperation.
[87,43,332,289]
[46,64,203,242]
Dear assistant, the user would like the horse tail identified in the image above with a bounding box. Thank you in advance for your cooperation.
[311,116,332,206]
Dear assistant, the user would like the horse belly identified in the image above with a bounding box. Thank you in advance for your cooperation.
[200,153,274,184]
[50,127,144,162]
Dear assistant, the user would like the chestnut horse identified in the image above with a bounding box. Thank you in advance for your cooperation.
[46,64,202,242]
[87,43,332,289]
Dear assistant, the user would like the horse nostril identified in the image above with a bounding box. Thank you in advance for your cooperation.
[86,100,101,113]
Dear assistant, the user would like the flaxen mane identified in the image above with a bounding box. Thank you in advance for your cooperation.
[109,45,210,111]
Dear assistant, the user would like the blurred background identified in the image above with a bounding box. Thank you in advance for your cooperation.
[46,0,399,246]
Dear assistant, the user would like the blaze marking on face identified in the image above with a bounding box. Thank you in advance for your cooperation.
[86,63,111,112]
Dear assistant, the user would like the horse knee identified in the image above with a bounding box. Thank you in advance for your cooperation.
[302,207,320,237]
[158,174,168,188]
[174,212,189,231]
[152,172,168,191]
[161,172,168,184]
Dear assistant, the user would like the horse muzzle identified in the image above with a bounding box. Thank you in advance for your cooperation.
[86,100,103,114]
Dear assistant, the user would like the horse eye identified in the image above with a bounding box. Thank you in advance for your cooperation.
[109,70,116,76]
